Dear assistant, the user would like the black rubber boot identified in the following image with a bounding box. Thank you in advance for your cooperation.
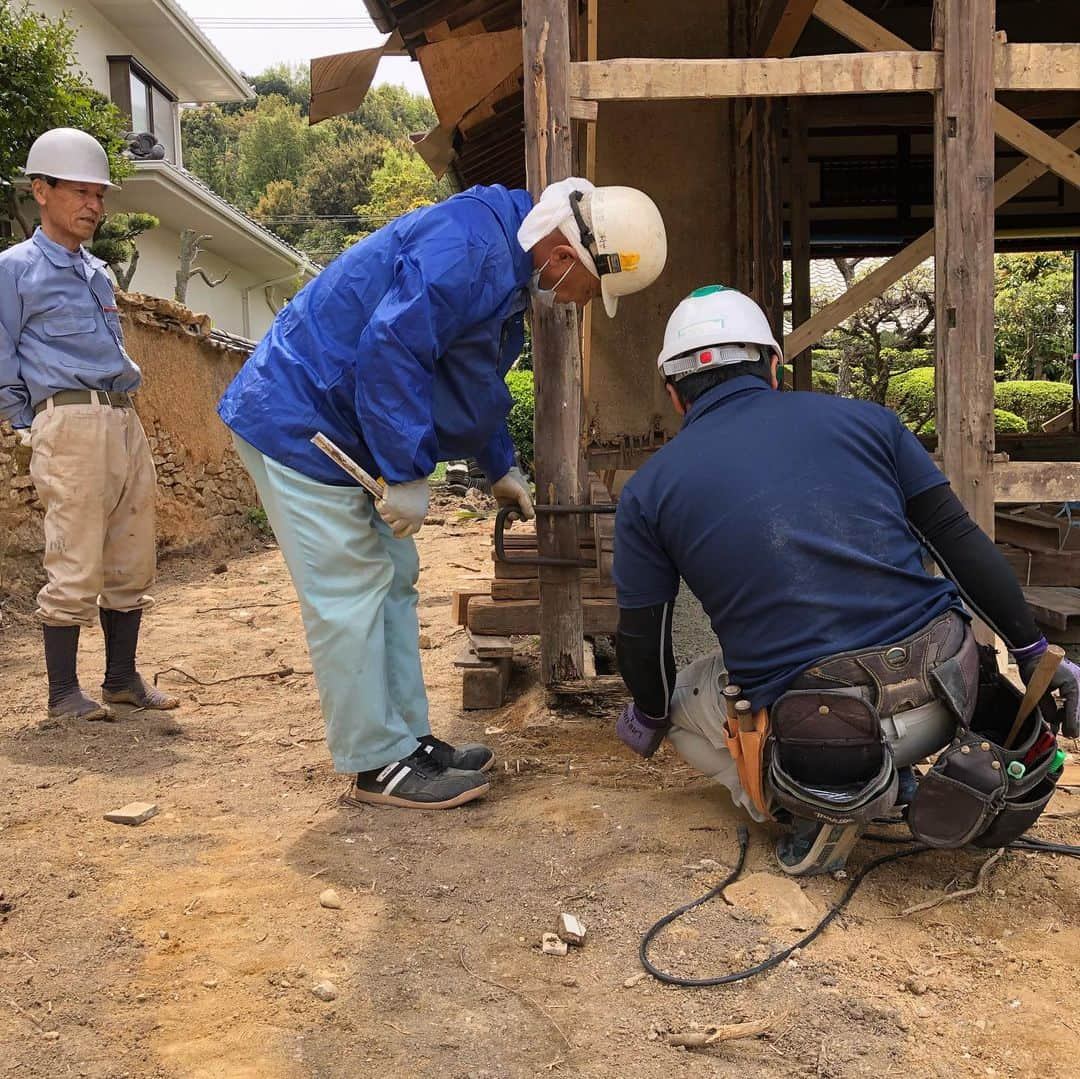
[42,625,111,721]
[100,609,179,710]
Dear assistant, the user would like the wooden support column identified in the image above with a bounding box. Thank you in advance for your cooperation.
[934,0,996,531]
[732,0,754,295]
[523,0,585,683]
[752,97,784,337]
[789,97,812,391]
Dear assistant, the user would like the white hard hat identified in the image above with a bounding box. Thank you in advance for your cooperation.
[574,186,667,317]
[657,285,783,378]
[22,128,117,188]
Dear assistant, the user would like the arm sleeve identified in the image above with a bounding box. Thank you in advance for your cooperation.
[616,602,677,718]
[354,226,501,485]
[0,265,30,428]
[474,421,515,482]
[906,482,1041,649]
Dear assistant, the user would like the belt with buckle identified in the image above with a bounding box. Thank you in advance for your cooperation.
[34,389,134,414]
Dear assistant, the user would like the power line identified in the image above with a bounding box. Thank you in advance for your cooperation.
[195,18,377,29]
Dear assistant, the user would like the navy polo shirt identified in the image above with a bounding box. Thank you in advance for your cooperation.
[613,376,961,710]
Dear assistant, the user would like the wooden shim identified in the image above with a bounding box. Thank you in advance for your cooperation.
[468,630,514,659]
[467,598,617,637]
[462,657,512,710]
[1021,587,1080,632]
[491,577,615,601]
[785,117,1080,356]
[453,646,493,669]
[570,51,940,101]
[548,675,628,697]
[452,588,491,627]
[569,97,598,120]
[995,462,1080,504]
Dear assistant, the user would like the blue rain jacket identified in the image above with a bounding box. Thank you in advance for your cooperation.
[219,185,534,487]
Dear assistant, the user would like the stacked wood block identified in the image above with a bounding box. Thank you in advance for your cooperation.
[998,506,1080,644]
[452,507,619,709]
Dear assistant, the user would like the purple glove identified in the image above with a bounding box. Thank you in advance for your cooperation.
[616,702,671,758]
[1012,636,1080,738]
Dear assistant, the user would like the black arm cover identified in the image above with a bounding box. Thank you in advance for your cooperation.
[616,602,677,718]
[906,483,1040,649]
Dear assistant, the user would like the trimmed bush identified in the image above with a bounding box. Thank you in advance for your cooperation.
[885,366,935,414]
[812,370,837,393]
[993,380,1072,430]
[918,409,1029,438]
[505,368,534,471]
[880,347,933,372]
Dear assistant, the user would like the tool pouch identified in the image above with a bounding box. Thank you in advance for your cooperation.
[909,651,1060,848]
[721,707,773,820]
[767,688,898,826]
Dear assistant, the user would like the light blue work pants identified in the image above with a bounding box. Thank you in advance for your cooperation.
[233,435,430,773]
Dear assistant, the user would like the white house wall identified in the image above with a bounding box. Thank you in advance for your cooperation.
[34,0,141,96]
[125,227,282,340]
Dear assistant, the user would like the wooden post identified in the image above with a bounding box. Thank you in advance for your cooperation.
[731,0,753,295]
[789,97,812,391]
[523,0,585,683]
[752,98,784,336]
[933,0,996,536]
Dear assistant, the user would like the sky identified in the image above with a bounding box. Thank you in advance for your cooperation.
[178,0,430,96]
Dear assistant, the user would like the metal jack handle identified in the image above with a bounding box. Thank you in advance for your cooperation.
[494,504,616,568]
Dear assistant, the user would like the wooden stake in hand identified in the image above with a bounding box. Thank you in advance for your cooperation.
[1004,644,1065,748]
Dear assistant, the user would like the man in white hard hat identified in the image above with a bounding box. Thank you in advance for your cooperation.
[612,284,1078,874]
[219,177,667,811]
[0,128,178,720]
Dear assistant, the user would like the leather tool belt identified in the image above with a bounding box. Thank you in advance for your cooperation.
[766,610,978,826]
[722,706,773,820]
[34,389,134,414]
[908,645,1061,848]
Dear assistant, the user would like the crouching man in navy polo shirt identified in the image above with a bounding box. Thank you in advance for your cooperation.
[611,285,1080,876]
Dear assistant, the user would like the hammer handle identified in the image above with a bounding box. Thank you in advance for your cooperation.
[311,432,384,499]
[1004,644,1065,749]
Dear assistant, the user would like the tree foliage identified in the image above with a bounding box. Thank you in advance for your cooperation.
[994,252,1074,381]
[0,1,131,242]
[89,212,159,290]
[181,65,440,265]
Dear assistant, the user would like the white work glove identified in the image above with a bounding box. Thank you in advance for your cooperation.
[492,466,535,521]
[15,428,31,448]
[375,478,430,538]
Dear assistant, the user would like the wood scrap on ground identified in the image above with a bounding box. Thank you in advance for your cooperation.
[666,1013,784,1048]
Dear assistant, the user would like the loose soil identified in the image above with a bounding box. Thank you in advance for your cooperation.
[3,513,1080,1078]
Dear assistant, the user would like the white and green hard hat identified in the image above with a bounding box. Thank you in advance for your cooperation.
[657,284,782,379]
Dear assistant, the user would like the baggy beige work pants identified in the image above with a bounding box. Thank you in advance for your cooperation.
[29,398,156,627]
[667,649,771,822]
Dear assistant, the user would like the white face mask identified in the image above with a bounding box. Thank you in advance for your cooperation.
[529,258,575,308]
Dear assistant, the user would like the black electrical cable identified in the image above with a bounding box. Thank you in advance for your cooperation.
[639,830,1080,988]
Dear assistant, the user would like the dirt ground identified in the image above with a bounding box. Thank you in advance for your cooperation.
[4,512,1080,1079]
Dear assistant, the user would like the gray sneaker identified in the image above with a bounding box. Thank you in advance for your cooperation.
[346,746,490,810]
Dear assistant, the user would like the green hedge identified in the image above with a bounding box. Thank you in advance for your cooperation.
[919,409,1028,438]
[887,368,1070,432]
[505,369,534,470]
[993,381,1072,429]
[812,370,837,393]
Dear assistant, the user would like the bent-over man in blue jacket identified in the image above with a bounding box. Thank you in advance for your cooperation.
[219,178,667,810]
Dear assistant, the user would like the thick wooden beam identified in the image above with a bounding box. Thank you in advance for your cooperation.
[813,0,1080,193]
[523,0,585,683]
[755,0,821,58]
[995,463,1080,505]
[569,45,1080,101]
[570,51,941,100]
[934,0,996,541]
[783,119,1080,355]
[789,97,812,392]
